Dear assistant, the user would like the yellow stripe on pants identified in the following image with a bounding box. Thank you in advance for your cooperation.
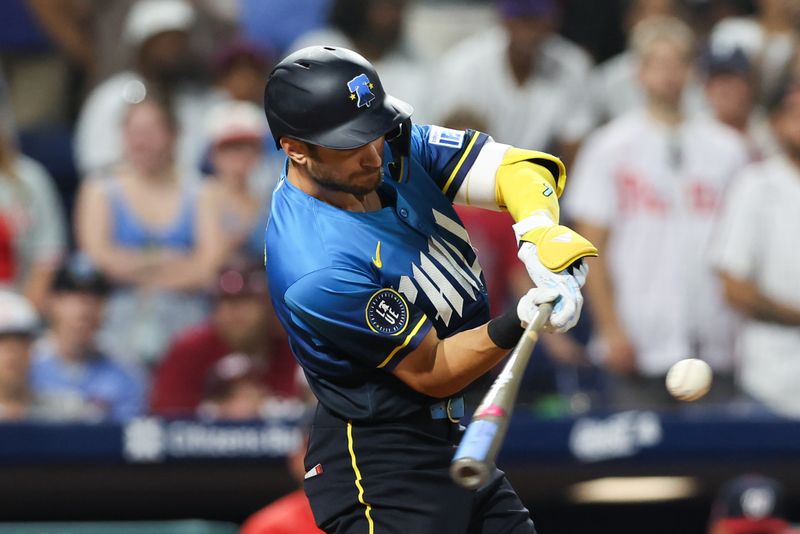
[347,421,375,533]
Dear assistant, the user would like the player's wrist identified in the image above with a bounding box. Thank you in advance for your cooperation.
[487,308,524,349]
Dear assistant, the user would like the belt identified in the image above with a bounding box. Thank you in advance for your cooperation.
[429,396,464,422]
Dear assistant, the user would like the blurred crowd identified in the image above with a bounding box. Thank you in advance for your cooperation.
[0,0,799,427]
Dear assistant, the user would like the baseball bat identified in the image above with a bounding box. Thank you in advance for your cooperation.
[450,301,553,490]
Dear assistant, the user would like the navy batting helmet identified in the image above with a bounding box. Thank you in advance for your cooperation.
[264,46,413,150]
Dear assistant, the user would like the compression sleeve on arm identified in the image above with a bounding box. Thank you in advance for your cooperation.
[453,144,597,271]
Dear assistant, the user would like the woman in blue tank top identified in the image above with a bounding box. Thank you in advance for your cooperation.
[76,95,224,366]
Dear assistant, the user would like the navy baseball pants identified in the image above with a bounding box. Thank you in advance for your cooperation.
[303,403,537,534]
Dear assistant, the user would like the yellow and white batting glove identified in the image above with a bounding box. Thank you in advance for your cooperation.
[516,225,595,333]
[517,287,560,329]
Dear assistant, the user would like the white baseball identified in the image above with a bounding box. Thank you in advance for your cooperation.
[665,358,713,401]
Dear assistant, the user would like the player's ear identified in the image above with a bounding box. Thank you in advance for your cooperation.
[281,138,311,165]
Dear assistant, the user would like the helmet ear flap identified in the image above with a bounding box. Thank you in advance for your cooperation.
[387,118,412,181]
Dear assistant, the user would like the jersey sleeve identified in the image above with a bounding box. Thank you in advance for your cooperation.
[284,267,433,371]
[411,123,491,202]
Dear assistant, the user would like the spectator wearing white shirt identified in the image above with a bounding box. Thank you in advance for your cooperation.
[434,0,594,163]
[74,0,214,178]
[711,79,800,418]
[565,16,749,408]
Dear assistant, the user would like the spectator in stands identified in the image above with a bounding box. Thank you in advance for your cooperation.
[708,0,800,105]
[74,0,213,177]
[240,410,322,534]
[709,475,791,534]
[197,353,303,421]
[0,99,66,311]
[702,46,778,161]
[589,0,707,126]
[150,257,300,417]
[288,0,433,122]
[205,100,271,259]
[565,17,749,409]
[710,79,800,418]
[75,94,221,366]
[0,291,40,421]
[434,0,593,161]
[212,40,274,106]
[30,255,145,422]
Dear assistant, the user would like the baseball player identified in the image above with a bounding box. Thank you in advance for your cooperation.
[263,46,597,533]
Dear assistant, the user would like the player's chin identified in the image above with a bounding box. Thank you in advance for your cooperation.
[350,170,383,195]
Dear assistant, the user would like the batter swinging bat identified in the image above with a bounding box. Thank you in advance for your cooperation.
[450,301,553,490]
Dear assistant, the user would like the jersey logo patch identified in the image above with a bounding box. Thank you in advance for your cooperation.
[347,74,376,108]
[428,127,465,149]
[366,289,409,335]
[542,184,554,197]
[372,241,383,269]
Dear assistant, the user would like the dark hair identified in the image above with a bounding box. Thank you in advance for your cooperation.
[329,0,372,41]
[123,90,179,133]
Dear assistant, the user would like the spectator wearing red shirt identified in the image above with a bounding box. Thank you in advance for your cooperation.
[150,256,300,416]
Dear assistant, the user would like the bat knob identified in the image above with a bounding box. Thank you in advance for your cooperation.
[450,458,491,490]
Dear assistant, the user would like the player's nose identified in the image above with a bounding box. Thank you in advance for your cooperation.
[361,137,384,167]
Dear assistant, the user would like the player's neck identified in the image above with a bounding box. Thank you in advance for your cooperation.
[646,100,683,127]
[287,162,380,212]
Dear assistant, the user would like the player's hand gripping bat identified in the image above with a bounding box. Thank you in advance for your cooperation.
[450,302,553,490]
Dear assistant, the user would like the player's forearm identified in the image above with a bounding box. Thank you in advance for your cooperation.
[721,273,800,326]
[393,324,510,399]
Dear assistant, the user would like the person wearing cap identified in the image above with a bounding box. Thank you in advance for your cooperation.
[710,77,800,418]
[197,353,304,421]
[204,100,273,259]
[702,46,777,161]
[0,291,40,421]
[709,475,792,534]
[74,0,215,177]
[150,256,301,417]
[264,43,597,532]
[213,40,275,106]
[28,256,145,422]
[434,0,594,165]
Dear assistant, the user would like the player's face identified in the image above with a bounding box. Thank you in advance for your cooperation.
[638,40,691,108]
[306,136,385,196]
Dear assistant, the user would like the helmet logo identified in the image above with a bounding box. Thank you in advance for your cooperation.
[347,74,376,108]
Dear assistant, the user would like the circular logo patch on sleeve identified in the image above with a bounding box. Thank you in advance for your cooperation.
[366,289,409,335]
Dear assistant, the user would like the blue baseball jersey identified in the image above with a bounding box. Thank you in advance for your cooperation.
[266,124,493,421]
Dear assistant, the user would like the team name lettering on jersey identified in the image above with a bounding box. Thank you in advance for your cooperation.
[398,210,484,327]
